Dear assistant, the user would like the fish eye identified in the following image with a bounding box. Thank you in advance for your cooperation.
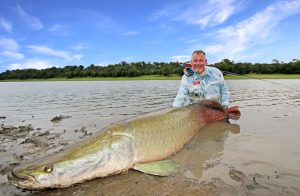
[44,164,54,173]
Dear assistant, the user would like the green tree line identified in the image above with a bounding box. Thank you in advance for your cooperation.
[0,59,299,80]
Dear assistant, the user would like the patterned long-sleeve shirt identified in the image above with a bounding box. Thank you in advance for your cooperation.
[173,66,230,108]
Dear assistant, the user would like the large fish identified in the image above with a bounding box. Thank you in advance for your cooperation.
[8,100,240,189]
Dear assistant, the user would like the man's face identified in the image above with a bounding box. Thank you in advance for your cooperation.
[191,53,206,74]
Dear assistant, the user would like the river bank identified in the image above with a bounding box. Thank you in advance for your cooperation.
[0,74,300,82]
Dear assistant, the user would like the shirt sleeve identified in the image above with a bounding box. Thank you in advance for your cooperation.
[173,76,190,107]
[219,73,230,108]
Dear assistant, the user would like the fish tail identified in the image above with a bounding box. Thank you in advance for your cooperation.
[225,106,241,120]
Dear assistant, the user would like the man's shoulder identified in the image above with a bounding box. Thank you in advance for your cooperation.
[206,66,224,80]
[206,66,222,73]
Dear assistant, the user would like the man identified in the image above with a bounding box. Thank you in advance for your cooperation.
[173,50,230,109]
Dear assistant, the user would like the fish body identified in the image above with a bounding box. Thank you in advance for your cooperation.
[8,100,240,189]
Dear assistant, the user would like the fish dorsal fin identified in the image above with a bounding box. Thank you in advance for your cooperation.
[198,99,224,111]
[133,160,179,176]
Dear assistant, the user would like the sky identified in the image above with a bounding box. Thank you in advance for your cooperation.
[1,0,300,73]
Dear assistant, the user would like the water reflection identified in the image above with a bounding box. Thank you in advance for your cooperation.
[173,122,240,180]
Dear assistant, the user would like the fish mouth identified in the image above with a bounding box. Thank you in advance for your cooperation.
[8,170,41,190]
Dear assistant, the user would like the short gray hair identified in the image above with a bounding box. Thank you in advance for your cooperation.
[192,50,206,56]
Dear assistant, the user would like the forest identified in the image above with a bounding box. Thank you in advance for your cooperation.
[0,59,299,80]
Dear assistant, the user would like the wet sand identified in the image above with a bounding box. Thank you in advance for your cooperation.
[1,80,300,195]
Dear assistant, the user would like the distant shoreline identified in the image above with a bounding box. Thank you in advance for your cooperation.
[0,74,300,82]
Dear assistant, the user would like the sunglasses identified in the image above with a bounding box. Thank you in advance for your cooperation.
[192,50,206,56]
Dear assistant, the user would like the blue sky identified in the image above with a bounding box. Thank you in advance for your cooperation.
[1,0,300,72]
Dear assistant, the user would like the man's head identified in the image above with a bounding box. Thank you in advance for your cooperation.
[191,50,207,74]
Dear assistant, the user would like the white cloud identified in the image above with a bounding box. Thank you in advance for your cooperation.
[0,38,19,51]
[9,59,54,70]
[150,0,241,28]
[0,38,24,60]
[148,4,178,21]
[48,23,71,36]
[16,5,43,30]
[72,54,83,61]
[0,17,12,32]
[1,51,24,60]
[204,0,300,61]
[71,43,87,51]
[171,55,190,62]
[27,45,82,61]
[49,23,64,32]
[176,0,240,28]
[119,31,139,36]
[187,39,200,43]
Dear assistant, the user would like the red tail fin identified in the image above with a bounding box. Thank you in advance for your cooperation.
[225,106,241,120]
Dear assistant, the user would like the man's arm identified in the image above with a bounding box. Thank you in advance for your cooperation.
[219,74,230,109]
[173,76,190,107]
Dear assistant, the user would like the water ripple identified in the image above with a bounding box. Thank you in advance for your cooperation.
[0,80,299,131]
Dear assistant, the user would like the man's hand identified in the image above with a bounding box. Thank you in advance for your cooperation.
[183,63,194,76]
[225,106,241,120]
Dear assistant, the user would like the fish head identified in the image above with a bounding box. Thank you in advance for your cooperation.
[8,146,111,189]
[8,161,57,189]
[8,129,137,189]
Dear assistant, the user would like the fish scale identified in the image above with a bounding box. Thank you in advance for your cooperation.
[128,105,210,162]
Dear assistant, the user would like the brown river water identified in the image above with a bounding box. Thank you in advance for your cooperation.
[0,80,299,195]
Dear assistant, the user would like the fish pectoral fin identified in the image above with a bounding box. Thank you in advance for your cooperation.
[133,160,179,176]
